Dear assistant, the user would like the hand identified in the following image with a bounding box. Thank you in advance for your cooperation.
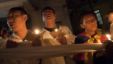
[64,34,75,44]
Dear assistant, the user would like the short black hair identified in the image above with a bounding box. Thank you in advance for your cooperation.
[9,7,28,15]
[80,11,97,24]
[41,6,55,14]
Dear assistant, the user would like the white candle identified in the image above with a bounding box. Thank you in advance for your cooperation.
[106,34,111,40]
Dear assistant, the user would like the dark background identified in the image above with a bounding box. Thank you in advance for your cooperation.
[0,0,113,35]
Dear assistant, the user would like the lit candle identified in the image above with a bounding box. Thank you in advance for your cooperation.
[34,29,41,35]
[106,34,111,40]
[54,28,58,32]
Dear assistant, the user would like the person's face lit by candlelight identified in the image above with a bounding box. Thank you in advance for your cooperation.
[81,14,97,36]
[7,7,28,39]
[42,7,56,28]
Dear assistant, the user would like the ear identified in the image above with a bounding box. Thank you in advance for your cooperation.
[23,15,28,22]
[80,24,85,29]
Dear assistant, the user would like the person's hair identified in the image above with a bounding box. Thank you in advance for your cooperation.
[41,6,55,14]
[8,7,28,15]
[80,11,97,24]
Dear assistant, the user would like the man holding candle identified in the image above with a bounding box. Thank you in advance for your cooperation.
[39,6,75,46]
[36,6,75,64]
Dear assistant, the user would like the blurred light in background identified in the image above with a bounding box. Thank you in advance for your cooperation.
[106,34,111,40]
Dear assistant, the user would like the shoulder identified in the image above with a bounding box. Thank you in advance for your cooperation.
[75,33,89,44]
[59,25,70,30]
[59,25,72,34]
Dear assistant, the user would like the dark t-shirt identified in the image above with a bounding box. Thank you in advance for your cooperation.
[75,33,90,44]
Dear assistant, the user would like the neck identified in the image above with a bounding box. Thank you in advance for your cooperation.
[85,30,96,38]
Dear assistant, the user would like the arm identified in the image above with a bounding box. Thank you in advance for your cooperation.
[59,26,75,44]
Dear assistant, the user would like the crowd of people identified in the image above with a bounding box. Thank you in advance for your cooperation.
[0,6,113,64]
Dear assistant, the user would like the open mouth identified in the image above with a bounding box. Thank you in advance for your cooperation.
[47,16,52,19]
